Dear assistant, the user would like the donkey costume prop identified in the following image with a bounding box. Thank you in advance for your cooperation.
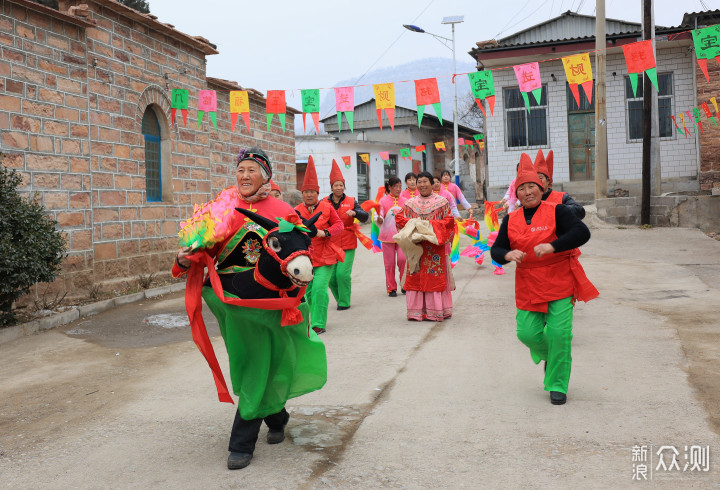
[183,208,326,409]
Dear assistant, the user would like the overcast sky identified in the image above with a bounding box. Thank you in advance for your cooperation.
[147,0,714,95]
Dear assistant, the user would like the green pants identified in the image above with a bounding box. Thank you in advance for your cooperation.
[305,263,336,330]
[516,296,574,394]
[329,248,355,308]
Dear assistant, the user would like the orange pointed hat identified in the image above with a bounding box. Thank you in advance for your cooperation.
[546,150,554,184]
[302,155,320,192]
[515,152,544,196]
[534,149,551,183]
[329,158,345,185]
[269,179,281,192]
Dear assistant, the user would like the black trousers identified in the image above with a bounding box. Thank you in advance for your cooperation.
[228,408,289,454]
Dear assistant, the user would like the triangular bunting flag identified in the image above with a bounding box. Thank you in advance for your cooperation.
[266,90,287,132]
[562,52,594,105]
[334,86,355,133]
[468,70,495,118]
[701,102,718,126]
[373,83,396,130]
[693,107,704,134]
[692,24,720,81]
[513,62,543,113]
[341,155,352,169]
[229,90,251,132]
[435,141,446,151]
[415,145,426,153]
[622,40,659,97]
[379,151,390,164]
[400,148,411,160]
[301,89,320,134]
[359,153,370,165]
[197,89,217,130]
[414,78,442,126]
[170,88,189,127]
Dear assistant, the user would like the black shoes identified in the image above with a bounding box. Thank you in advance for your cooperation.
[388,290,397,297]
[337,305,350,311]
[401,289,406,294]
[266,429,285,444]
[550,391,567,405]
[227,452,253,470]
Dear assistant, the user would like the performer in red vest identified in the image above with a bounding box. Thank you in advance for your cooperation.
[534,150,586,219]
[491,153,598,405]
[325,159,369,310]
[295,156,344,334]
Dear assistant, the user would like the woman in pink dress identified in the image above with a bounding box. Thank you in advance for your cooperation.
[376,177,407,297]
[440,170,473,215]
[433,176,460,218]
[400,172,418,200]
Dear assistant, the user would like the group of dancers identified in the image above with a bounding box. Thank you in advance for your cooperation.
[172,146,598,470]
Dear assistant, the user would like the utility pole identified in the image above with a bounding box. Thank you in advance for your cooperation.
[643,0,662,196]
[595,0,608,200]
[641,0,652,224]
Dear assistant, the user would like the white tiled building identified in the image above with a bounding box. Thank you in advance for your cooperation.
[471,11,699,200]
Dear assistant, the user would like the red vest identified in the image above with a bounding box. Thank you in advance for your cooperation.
[296,200,344,267]
[545,190,565,204]
[328,195,359,250]
[508,201,585,312]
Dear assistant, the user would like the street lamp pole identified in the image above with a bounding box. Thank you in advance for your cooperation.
[451,22,460,186]
[404,15,464,185]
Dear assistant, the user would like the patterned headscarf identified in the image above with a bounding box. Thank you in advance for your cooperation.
[236,147,272,203]
[237,147,272,180]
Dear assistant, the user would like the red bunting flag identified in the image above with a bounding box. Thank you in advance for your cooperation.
[341,155,352,168]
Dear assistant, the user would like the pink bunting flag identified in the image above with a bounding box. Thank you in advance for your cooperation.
[334,86,355,132]
[198,89,218,130]
[512,62,543,113]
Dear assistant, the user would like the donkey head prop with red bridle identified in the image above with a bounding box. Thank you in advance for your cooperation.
[234,208,321,293]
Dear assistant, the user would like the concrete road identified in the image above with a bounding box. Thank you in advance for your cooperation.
[1,224,719,488]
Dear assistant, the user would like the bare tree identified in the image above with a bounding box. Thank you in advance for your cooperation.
[457,90,484,132]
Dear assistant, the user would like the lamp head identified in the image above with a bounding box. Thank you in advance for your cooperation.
[403,24,425,33]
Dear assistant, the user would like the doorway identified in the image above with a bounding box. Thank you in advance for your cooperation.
[567,83,595,181]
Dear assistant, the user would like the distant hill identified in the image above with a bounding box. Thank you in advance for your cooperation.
[295,57,480,135]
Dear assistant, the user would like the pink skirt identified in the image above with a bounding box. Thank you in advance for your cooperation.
[406,287,453,321]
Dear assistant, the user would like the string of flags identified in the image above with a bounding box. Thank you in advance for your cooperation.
[671,94,720,137]
[341,134,485,168]
[168,23,720,139]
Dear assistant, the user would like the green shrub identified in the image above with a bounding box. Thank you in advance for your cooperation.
[0,160,67,325]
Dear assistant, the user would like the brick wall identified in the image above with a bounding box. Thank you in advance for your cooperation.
[696,54,720,193]
[483,44,698,193]
[0,1,296,297]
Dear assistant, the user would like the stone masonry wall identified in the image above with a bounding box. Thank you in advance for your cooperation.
[696,52,720,194]
[0,1,296,298]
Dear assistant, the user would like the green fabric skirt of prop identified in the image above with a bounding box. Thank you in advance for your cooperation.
[202,287,327,420]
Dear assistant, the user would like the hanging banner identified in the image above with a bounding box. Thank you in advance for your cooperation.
[670,115,683,136]
[229,90,250,132]
[414,77,442,126]
[700,102,718,126]
[335,86,355,133]
[171,88,189,127]
[415,145,426,153]
[400,148,411,160]
[679,112,690,137]
[434,141,446,151]
[301,89,320,134]
[467,70,495,118]
[622,40,659,97]
[266,90,287,132]
[512,62,543,113]
[373,83,396,130]
[359,153,370,165]
[341,155,352,168]
[693,107,704,133]
[379,151,390,164]
[198,89,217,130]
[561,52,594,105]
[692,24,720,81]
